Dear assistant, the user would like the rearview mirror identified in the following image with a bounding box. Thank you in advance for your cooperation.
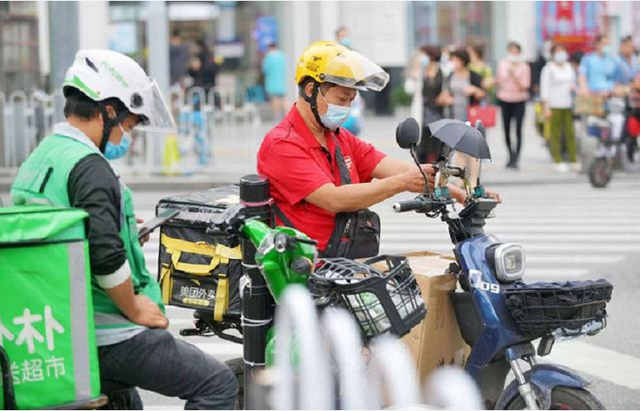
[396,117,420,149]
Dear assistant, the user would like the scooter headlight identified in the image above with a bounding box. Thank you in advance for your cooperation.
[491,243,526,282]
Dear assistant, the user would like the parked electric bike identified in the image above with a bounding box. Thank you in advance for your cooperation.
[588,96,640,187]
[176,191,426,409]
[394,118,612,410]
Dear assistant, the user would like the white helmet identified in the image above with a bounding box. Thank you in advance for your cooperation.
[63,49,176,132]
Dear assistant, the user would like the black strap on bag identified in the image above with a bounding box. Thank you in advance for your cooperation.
[275,137,381,259]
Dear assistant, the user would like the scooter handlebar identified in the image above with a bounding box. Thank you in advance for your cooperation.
[393,198,427,213]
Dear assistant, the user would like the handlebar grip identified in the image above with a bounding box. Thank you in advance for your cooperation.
[393,198,426,213]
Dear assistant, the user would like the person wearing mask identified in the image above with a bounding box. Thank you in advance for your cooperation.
[10,50,238,409]
[541,44,579,173]
[579,35,617,95]
[335,26,353,50]
[439,48,485,123]
[614,35,640,89]
[497,41,531,169]
[257,42,501,258]
[262,43,287,119]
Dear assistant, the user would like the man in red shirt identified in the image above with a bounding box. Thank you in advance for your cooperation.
[257,42,479,256]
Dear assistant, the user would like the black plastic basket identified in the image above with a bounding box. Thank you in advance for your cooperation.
[504,279,613,340]
[311,255,426,341]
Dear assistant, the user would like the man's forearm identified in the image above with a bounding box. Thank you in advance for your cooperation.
[307,173,408,214]
[331,175,407,212]
[104,277,141,322]
[371,156,415,179]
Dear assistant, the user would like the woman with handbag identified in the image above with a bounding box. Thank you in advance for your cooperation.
[497,41,531,169]
[438,48,486,123]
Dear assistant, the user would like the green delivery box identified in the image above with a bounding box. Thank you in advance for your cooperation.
[0,205,101,409]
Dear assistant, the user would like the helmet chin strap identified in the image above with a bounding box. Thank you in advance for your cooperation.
[98,102,130,153]
[302,81,330,132]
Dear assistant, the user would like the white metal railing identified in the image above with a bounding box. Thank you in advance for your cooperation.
[0,87,263,175]
[268,285,484,410]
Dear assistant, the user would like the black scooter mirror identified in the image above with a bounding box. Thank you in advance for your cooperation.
[396,117,421,149]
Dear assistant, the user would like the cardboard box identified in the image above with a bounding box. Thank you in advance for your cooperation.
[399,251,471,384]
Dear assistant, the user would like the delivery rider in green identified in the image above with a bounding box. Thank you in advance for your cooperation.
[11,50,238,409]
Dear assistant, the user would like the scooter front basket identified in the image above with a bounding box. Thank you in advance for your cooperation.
[311,255,426,341]
[504,279,613,340]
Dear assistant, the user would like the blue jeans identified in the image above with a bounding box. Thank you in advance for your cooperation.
[98,329,238,410]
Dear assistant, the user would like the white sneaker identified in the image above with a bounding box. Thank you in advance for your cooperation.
[554,163,570,173]
[570,163,582,173]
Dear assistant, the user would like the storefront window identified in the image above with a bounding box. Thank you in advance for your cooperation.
[412,2,492,55]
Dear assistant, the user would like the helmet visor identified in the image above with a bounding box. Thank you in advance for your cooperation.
[133,79,177,133]
[322,50,390,92]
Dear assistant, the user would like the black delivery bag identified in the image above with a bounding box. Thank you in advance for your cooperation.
[156,185,242,322]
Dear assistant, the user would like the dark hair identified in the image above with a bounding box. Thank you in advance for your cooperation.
[508,41,522,52]
[595,34,608,45]
[622,35,633,44]
[63,88,128,121]
[570,51,584,65]
[471,45,484,60]
[171,29,181,39]
[450,48,470,67]
[422,45,442,63]
[550,43,565,54]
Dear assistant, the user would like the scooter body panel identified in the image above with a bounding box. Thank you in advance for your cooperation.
[454,234,525,378]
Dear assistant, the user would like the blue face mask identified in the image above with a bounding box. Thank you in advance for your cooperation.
[320,92,351,131]
[340,37,353,49]
[421,54,430,67]
[104,124,131,160]
[602,45,612,56]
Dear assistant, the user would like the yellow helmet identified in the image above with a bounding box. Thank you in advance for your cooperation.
[295,41,389,92]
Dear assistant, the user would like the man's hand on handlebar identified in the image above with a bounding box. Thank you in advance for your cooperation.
[401,164,436,193]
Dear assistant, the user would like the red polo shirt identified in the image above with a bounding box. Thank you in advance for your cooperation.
[257,105,386,251]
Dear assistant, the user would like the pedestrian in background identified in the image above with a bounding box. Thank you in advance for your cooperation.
[169,30,190,86]
[262,42,287,120]
[614,35,640,89]
[468,45,495,95]
[497,41,531,169]
[579,35,617,95]
[419,46,447,163]
[541,44,579,173]
[440,48,485,123]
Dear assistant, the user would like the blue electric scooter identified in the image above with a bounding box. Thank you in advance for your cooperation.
[393,118,611,410]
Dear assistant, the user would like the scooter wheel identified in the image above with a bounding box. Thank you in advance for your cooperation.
[589,157,612,188]
[505,386,605,410]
